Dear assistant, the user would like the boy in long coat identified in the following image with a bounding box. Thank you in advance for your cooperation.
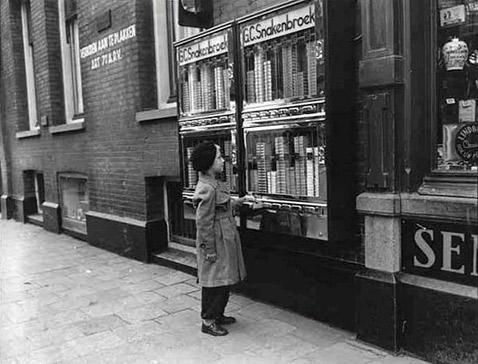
[191,141,248,336]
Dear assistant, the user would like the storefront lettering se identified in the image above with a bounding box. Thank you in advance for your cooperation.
[242,7,315,44]
[414,228,478,276]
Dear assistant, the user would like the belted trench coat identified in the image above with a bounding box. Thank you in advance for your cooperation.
[192,174,247,288]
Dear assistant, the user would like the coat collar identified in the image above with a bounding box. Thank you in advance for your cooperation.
[199,173,219,188]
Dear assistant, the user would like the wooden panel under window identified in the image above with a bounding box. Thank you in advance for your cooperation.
[361,0,395,58]
[364,92,394,189]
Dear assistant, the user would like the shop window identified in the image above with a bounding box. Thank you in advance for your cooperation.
[58,0,84,124]
[21,0,39,130]
[153,0,199,113]
[436,1,478,172]
[59,174,89,233]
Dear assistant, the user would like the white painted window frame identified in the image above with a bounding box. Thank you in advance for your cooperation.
[152,0,199,115]
[58,0,84,124]
[20,0,39,130]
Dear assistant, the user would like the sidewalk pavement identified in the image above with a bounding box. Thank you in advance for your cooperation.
[0,219,429,364]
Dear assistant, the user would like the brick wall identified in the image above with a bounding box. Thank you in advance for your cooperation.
[1,0,179,224]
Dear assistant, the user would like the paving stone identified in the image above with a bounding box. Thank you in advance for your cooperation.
[116,302,169,322]
[62,331,126,358]
[121,279,165,294]
[236,301,285,320]
[0,220,429,364]
[24,324,85,351]
[370,355,431,364]
[158,343,222,364]
[187,289,202,300]
[300,341,387,364]
[112,320,168,342]
[155,309,200,330]
[154,293,200,314]
[72,314,128,335]
[240,317,297,338]
[154,283,199,298]
[153,271,193,286]
[246,333,320,362]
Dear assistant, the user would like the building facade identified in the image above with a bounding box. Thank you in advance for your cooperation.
[0,1,476,363]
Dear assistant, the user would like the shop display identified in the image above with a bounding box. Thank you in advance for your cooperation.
[242,2,324,105]
[442,37,468,70]
[239,0,328,240]
[436,2,478,171]
[177,31,233,116]
[245,127,326,198]
[182,133,238,191]
[175,1,328,241]
[176,26,238,197]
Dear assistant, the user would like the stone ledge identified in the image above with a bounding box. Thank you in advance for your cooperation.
[400,193,477,224]
[85,210,147,227]
[16,128,40,139]
[357,192,477,223]
[49,120,85,134]
[356,193,401,216]
[136,105,177,123]
[398,272,478,299]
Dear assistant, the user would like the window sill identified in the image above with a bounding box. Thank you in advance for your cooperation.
[49,119,85,134]
[62,217,87,235]
[136,104,177,123]
[418,172,478,199]
[16,129,40,139]
[27,213,44,226]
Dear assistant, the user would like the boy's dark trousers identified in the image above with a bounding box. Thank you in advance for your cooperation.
[201,286,230,320]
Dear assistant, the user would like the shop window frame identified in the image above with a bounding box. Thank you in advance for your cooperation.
[418,0,478,198]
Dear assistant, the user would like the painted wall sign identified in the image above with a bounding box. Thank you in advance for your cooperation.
[80,24,136,70]
[177,33,228,66]
[402,219,478,286]
[241,4,315,46]
[456,123,478,162]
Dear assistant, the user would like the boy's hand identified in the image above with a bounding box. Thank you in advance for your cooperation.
[244,194,256,203]
[236,195,255,205]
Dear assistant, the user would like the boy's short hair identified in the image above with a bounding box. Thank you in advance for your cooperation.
[190,141,217,173]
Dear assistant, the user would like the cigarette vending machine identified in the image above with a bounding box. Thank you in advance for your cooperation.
[238,0,328,240]
[175,23,239,244]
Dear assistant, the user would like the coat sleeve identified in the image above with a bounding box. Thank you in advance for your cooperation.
[193,184,216,255]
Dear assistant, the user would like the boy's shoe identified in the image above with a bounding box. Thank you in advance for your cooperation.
[217,315,236,325]
[201,322,228,336]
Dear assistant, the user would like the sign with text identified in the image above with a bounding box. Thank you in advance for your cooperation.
[402,219,478,286]
[80,24,136,70]
[241,4,315,46]
[177,33,228,66]
[456,123,478,162]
